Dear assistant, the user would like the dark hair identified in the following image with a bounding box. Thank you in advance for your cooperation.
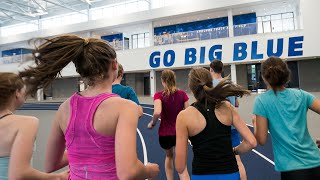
[188,68,250,108]
[19,35,117,97]
[261,57,290,93]
[0,73,25,110]
[210,60,223,73]
[117,64,124,78]
[161,69,177,96]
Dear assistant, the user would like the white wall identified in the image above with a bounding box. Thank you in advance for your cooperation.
[300,0,320,57]
[0,0,278,46]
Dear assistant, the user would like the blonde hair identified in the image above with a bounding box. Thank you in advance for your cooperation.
[161,70,177,96]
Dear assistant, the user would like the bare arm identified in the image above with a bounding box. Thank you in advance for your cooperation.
[184,101,189,109]
[231,105,257,154]
[148,99,162,128]
[309,99,320,114]
[45,105,68,172]
[235,98,239,108]
[9,117,68,180]
[116,100,159,179]
[138,106,143,117]
[175,111,189,173]
[252,115,269,145]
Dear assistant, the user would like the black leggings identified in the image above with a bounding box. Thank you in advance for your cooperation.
[281,166,320,180]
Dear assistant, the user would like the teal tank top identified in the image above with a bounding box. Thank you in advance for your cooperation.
[0,157,9,180]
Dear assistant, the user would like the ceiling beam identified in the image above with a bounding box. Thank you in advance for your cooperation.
[0,6,35,18]
[12,3,28,14]
[42,0,87,15]
[3,0,38,9]
[1,11,38,24]
[30,0,47,12]
[79,0,92,5]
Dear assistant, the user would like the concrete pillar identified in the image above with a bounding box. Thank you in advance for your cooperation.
[37,88,44,101]
[231,64,237,84]
[227,9,234,37]
[149,22,154,46]
[150,70,156,96]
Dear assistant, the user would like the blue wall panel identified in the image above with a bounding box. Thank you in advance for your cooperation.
[233,13,257,36]
[1,48,32,57]
[101,33,123,42]
[154,17,228,35]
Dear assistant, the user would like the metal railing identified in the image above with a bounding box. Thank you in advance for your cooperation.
[154,26,229,46]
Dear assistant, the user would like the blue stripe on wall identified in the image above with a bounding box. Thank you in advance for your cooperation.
[154,17,228,36]
[233,12,257,25]
[101,33,123,42]
[1,48,32,57]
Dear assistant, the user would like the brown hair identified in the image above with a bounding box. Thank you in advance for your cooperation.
[210,60,223,73]
[261,57,290,93]
[161,69,177,96]
[19,35,117,97]
[0,72,25,110]
[188,68,250,107]
[117,64,124,78]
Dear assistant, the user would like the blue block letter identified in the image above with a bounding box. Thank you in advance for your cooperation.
[267,38,283,57]
[288,36,304,56]
[209,45,222,61]
[233,43,247,61]
[184,48,197,65]
[149,51,160,68]
[163,50,175,67]
[251,41,264,59]
[199,47,206,64]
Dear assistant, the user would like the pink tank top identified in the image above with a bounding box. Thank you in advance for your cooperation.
[65,92,119,180]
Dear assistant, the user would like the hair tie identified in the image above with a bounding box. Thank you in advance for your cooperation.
[83,38,89,47]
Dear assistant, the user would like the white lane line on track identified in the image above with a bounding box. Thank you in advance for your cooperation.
[246,124,270,134]
[143,108,274,166]
[137,128,148,165]
[252,149,275,165]
[141,106,154,110]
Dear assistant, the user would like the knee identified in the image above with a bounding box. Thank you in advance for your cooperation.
[165,149,174,157]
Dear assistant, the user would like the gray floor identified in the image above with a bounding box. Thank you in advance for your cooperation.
[18,92,320,173]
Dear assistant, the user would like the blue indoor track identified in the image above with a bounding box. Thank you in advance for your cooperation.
[19,103,280,180]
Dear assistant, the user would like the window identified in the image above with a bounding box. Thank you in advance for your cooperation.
[131,32,150,49]
[257,12,295,33]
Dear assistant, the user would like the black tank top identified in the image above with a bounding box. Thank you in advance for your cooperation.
[189,102,238,175]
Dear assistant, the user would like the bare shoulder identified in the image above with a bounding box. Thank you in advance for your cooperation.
[177,106,198,122]
[57,98,71,112]
[12,115,39,130]
[100,96,139,112]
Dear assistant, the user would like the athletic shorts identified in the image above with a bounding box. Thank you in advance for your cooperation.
[231,129,241,147]
[281,165,320,180]
[159,136,176,150]
[192,172,240,180]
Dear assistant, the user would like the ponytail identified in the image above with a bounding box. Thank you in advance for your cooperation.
[203,77,250,107]
[188,68,250,108]
[161,69,177,96]
[19,35,116,97]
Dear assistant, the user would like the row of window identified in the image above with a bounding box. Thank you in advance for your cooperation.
[0,0,181,37]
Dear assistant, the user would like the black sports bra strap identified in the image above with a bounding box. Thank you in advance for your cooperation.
[0,113,13,119]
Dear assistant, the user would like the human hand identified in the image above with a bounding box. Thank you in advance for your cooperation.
[252,115,257,127]
[58,170,69,180]
[316,138,320,148]
[147,121,154,129]
[146,163,160,179]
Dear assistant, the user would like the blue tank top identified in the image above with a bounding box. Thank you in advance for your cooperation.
[0,157,9,180]
[0,113,13,179]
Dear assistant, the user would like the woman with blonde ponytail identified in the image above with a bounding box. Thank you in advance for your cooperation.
[148,69,190,180]
[175,68,257,180]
